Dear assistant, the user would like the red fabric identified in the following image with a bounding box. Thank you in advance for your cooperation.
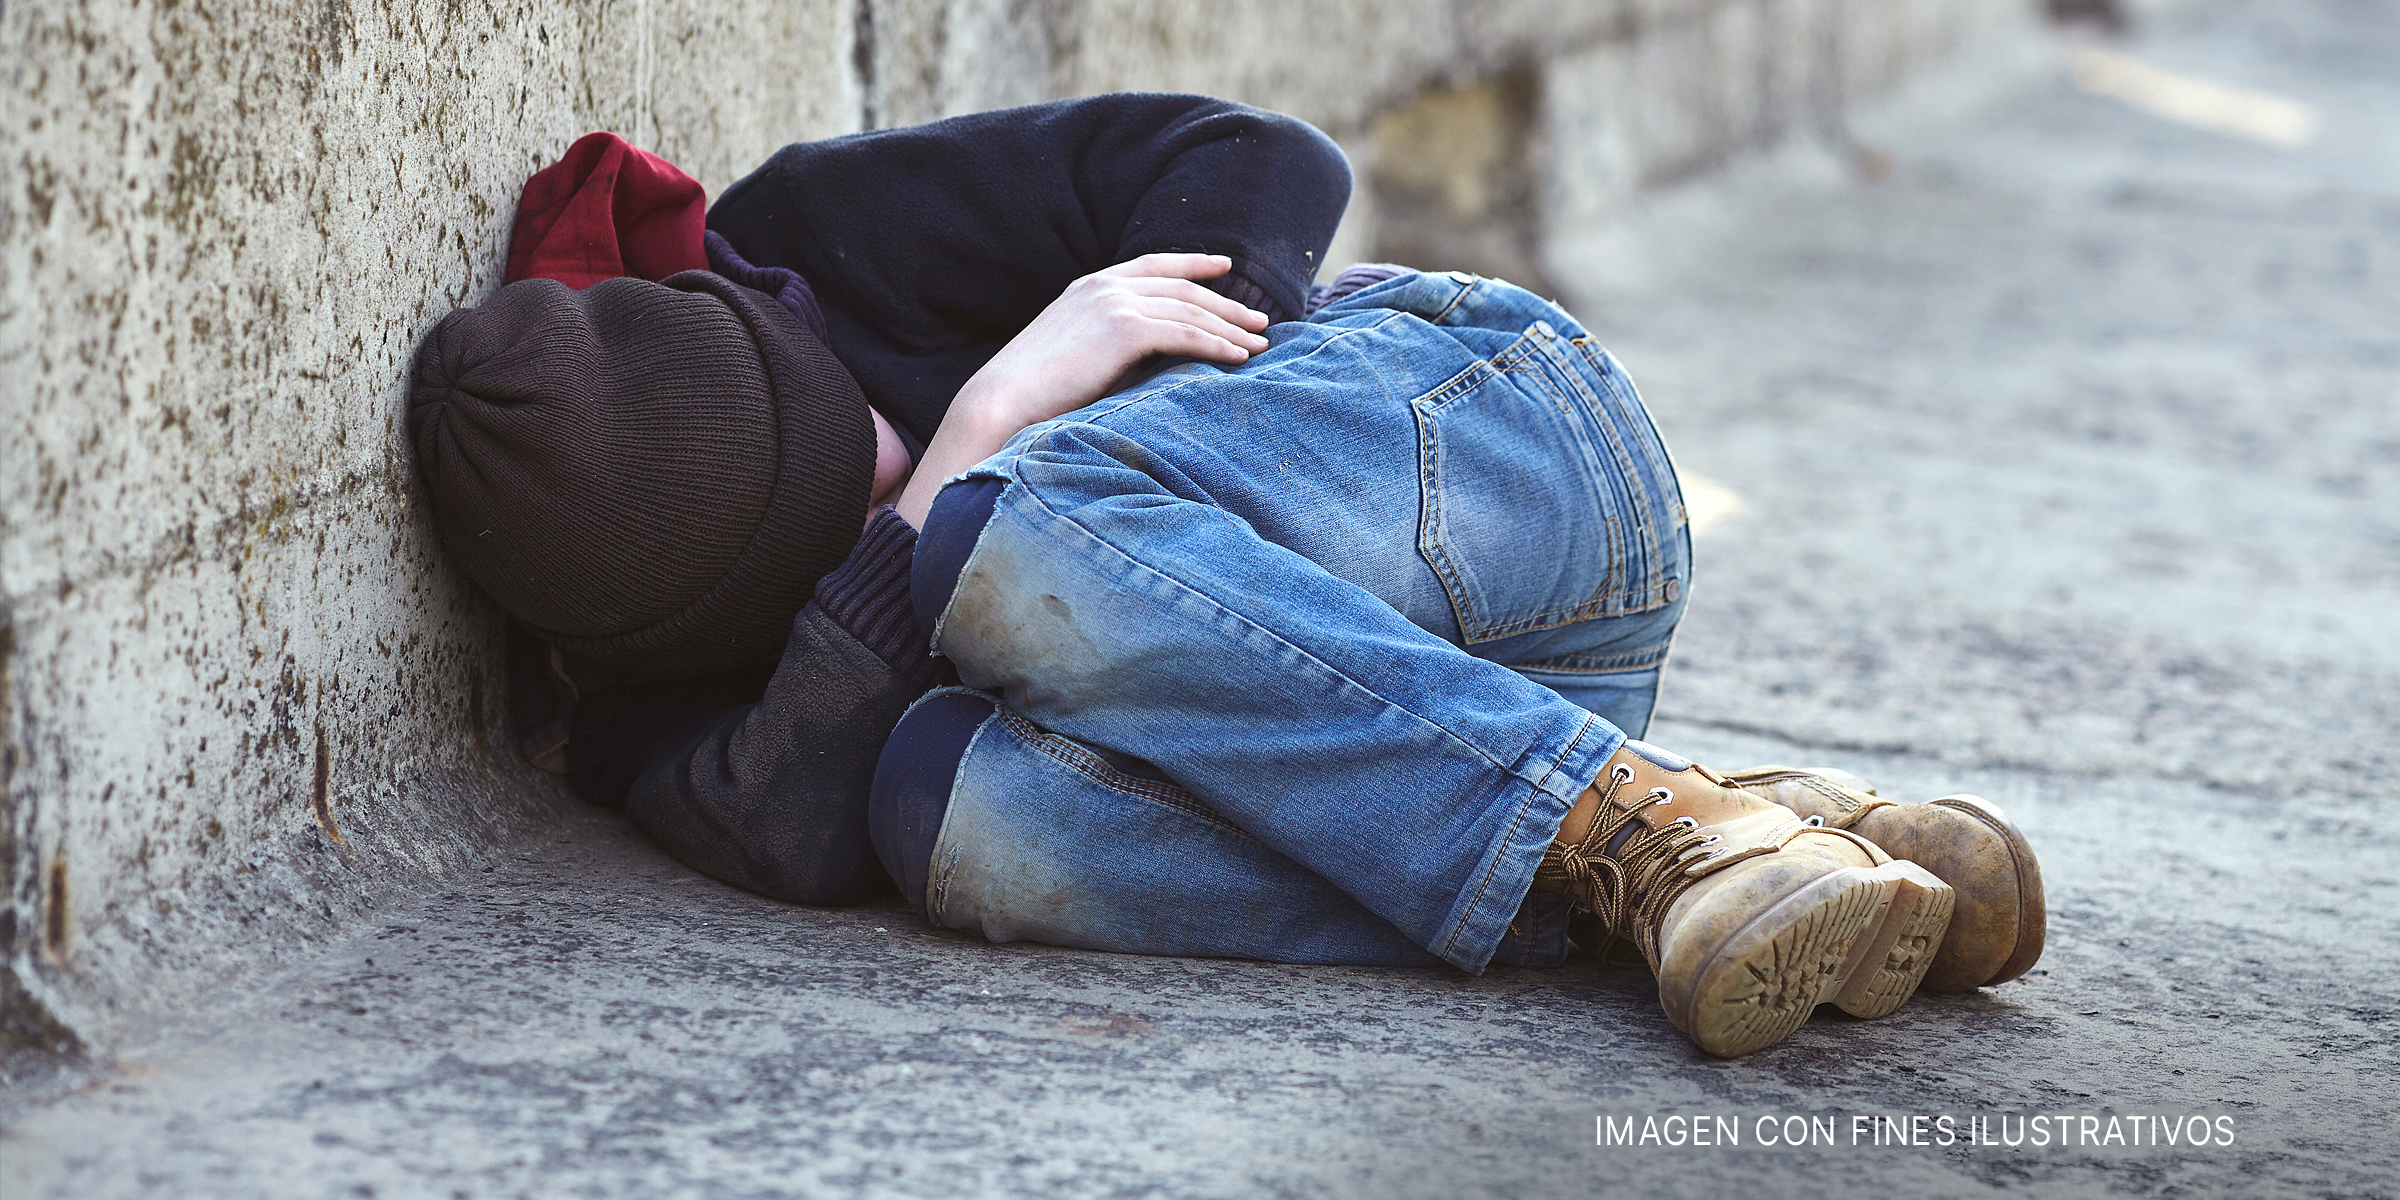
[506,132,707,288]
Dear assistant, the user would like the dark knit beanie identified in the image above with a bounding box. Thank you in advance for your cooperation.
[408,271,874,680]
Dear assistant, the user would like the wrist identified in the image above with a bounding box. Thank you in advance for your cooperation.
[895,391,1028,528]
[950,373,1044,436]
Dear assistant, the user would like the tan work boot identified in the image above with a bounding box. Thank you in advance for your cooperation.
[1536,741,1954,1058]
[1722,767,2046,992]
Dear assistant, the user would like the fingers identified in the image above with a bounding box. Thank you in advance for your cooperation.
[1179,280,1272,333]
[1107,252,1235,281]
[1076,272,1270,333]
[1131,295,1269,355]
[1134,316,1257,366]
[1100,255,1273,331]
[1013,259,1278,391]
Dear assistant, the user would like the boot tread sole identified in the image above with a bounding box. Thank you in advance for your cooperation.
[1677,863,1955,1058]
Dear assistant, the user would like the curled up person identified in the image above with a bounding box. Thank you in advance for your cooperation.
[406,94,2045,1057]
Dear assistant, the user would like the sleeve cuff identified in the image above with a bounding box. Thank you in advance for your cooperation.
[810,506,944,687]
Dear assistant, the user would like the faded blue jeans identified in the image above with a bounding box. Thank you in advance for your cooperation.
[892,270,1690,972]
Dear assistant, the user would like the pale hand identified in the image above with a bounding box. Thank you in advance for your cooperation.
[895,253,1270,527]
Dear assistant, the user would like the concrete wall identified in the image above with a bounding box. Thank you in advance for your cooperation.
[1,0,2034,1057]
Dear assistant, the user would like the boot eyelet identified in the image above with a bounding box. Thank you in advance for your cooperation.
[1670,816,1699,831]
[1701,834,1722,845]
[1648,788,1674,805]
[1804,815,1824,827]
[1610,764,1636,785]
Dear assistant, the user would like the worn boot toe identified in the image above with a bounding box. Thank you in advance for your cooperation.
[1724,767,2046,991]
[1851,796,2044,990]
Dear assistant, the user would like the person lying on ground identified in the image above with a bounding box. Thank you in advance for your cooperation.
[407,94,2044,1057]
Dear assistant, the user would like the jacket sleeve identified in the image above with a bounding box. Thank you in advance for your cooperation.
[705,93,1353,445]
[568,509,949,905]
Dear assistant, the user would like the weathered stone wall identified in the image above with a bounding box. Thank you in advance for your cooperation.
[1,0,2034,1055]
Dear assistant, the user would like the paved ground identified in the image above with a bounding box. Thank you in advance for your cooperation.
[4,1,2395,1196]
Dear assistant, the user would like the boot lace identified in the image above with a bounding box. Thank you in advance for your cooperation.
[1533,762,1757,966]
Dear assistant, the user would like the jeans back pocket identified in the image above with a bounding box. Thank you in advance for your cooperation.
[1414,321,1684,645]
